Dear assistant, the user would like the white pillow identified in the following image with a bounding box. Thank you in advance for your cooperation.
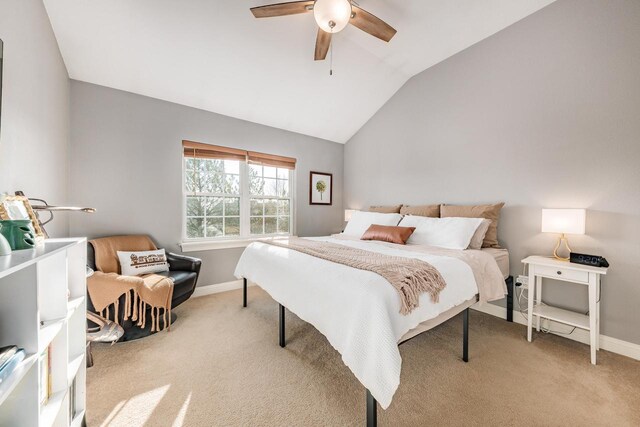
[117,249,170,276]
[398,216,485,250]
[468,219,491,250]
[343,211,403,238]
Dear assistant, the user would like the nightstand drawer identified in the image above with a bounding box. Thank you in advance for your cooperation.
[535,265,589,283]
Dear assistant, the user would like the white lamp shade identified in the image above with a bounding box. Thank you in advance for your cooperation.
[344,209,356,222]
[314,0,352,33]
[541,209,586,235]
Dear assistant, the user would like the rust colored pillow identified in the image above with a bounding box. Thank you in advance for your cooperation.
[369,205,402,214]
[361,224,416,245]
[400,204,440,217]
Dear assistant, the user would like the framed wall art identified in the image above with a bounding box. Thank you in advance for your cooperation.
[309,171,332,205]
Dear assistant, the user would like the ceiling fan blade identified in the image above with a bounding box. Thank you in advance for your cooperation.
[314,28,332,61]
[350,6,397,42]
[250,1,314,18]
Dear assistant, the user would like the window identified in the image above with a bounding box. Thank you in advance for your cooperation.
[249,164,291,235]
[185,158,241,238]
[183,141,295,241]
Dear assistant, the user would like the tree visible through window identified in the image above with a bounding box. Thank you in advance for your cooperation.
[249,164,291,235]
[183,145,294,240]
[185,158,240,238]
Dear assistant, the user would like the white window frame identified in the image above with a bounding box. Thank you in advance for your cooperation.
[181,156,296,251]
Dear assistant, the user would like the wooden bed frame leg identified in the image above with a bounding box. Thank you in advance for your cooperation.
[243,278,247,308]
[366,389,377,427]
[463,307,469,363]
[279,304,286,348]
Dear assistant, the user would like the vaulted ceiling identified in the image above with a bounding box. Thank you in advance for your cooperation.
[43,0,554,143]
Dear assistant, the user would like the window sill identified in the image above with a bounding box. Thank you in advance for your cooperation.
[180,235,295,252]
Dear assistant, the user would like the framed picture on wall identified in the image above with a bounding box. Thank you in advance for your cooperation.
[309,171,332,205]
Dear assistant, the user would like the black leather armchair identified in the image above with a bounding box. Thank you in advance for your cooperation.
[87,244,202,341]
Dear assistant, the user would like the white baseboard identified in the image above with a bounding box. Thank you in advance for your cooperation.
[472,302,640,361]
[192,279,255,298]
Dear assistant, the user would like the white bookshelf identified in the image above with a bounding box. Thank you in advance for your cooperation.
[0,238,87,426]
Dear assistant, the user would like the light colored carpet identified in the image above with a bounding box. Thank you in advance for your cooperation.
[87,288,640,426]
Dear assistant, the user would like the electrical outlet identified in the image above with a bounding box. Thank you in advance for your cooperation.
[515,275,529,289]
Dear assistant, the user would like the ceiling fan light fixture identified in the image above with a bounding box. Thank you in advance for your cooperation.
[313,0,352,33]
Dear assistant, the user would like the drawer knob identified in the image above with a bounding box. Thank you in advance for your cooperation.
[557,270,562,275]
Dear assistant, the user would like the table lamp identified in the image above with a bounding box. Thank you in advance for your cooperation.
[344,209,356,222]
[541,208,586,260]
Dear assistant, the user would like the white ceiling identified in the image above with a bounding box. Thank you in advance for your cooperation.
[43,0,555,143]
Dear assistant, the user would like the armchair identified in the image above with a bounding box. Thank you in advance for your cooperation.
[86,235,202,341]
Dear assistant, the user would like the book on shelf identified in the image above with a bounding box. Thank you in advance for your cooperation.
[0,345,18,370]
[38,345,52,405]
[0,347,26,385]
[69,377,76,420]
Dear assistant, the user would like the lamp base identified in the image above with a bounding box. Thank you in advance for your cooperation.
[552,233,571,261]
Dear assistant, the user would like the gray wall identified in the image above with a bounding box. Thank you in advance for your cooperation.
[69,81,344,286]
[344,0,640,345]
[0,0,70,236]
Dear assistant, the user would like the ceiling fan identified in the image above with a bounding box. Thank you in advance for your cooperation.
[250,0,397,61]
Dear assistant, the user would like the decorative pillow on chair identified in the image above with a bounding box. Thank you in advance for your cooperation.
[117,249,170,276]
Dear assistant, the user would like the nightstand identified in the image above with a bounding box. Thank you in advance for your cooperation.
[522,256,608,365]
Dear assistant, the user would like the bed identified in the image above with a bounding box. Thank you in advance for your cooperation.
[235,235,512,426]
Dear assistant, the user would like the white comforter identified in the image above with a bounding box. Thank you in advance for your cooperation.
[234,236,498,409]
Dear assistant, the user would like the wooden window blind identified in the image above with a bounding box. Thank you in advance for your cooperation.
[182,140,296,169]
[247,151,297,170]
[182,140,247,161]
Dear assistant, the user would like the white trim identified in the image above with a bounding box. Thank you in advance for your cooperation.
[290,169,297,236]
[191,279,257,298]
[472,302,640,361]
[180,235,295,252]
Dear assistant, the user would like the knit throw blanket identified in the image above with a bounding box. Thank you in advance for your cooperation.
[87,236,174,332]
[265,238,447,315]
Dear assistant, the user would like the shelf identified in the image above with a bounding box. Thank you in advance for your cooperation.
[0,239,85,280]
[0,353,37,407]
[0,238,86,424]
[532,304,589,330]
[67,353,84,385]
[39,319,66,353]
[70,410,85,427]
[67,296,85,319]
[40,389,66,427]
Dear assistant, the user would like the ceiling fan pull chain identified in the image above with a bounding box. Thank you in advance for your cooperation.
[330,43,333,76]
[330,28,334,76]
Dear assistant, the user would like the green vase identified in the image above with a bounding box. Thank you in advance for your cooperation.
[0,220,36,250]
[0,232,10,256]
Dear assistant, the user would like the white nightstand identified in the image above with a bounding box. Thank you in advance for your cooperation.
[522,256,608,365]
